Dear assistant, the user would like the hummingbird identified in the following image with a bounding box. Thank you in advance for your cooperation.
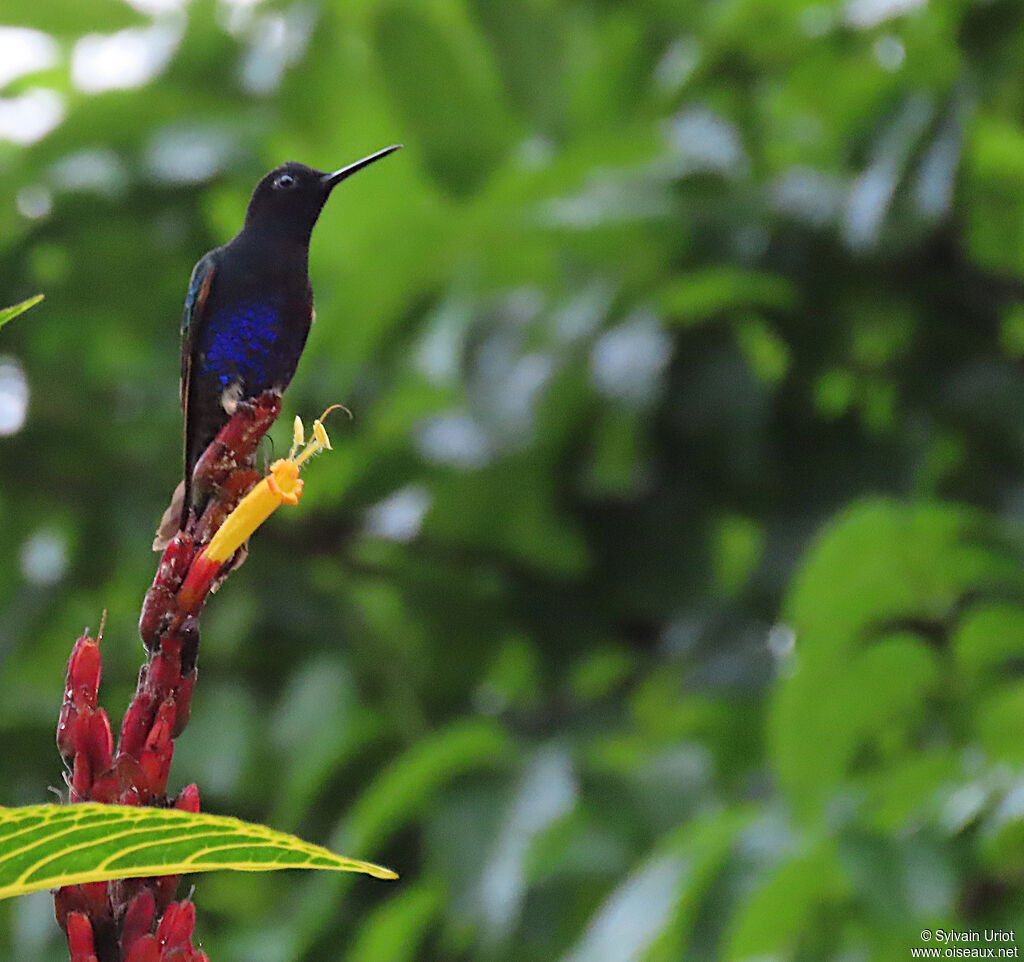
[174,145,401,531]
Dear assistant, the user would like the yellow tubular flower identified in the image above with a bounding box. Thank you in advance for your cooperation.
[203,409,336,565]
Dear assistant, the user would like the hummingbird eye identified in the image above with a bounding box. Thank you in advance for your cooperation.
[273,173,297,190]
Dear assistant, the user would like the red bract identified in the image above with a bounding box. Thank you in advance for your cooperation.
[119,889,156,957]
[57,633,102,761]
[123,935,160,962]
[175,783,200,813]
[155,900,196,949]
[55,392,283,962]
[66,911,99,962]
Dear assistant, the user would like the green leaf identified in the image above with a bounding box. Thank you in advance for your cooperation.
[562,809,750,962]
[0,294,44,331]
[0,803,396,899]
[645,810,754,962]
[981,789,1024,875]
[713,513,763,596]
[734,316,791,385]
[724,841,847,961]
[339,718,513,856]
[0,1,144,35]
[976,682,1024,764]
[659,268,797,325]
[769,499,1023,820]
[344,881,444,962]
[964,114,1024,276]
[373,0,516,195]
[953,603,1024,686]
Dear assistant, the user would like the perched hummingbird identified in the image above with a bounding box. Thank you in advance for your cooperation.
[174,145,401,531]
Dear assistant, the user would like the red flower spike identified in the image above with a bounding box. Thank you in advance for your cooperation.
[55,882,111,930]
[112,753,148,803]
[175,783,200,813]
[109,876,138,909]
[144,698,176,753]
[139,740,174,795]
[149,642,182,692]
[89,770,119,804]
[138,709,175,791]
[191,392,280,488]
[65,911,95,955]
[80,881,110,921]
[124,934,161,962]
[85,710,114,774]
[156,533,195,589]
[160,631,184,661]
[153,875,180,915]
[119,687,158,759]
[139,586,176,650]
[71,752,93,800]
[56,703,80,761]
[57,392,288,957]
[120,888,156,956]
[140,535,196,649]
[54,886,81,930]
[57,634,102,761]
[155,900,196,949]
[178,617,200,669]
[175,554,223,613]
[184,561,222,606]
[208,469,262,525]
[68,635,102,707]
[171,673,195,736]
[199,471,261,534]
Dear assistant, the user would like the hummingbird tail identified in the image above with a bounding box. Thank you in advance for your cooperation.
[154,480,187,552]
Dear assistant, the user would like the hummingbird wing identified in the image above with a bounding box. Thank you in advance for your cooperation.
[180,251,218,528]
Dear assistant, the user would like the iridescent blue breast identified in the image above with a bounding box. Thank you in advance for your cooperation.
[199,302,281,389]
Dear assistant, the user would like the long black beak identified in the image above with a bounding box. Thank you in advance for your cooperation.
[321,145,402,190]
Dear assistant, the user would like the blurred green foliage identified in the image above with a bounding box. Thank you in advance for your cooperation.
[1,0,1024,959]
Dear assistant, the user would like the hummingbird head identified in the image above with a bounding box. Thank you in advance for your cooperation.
[243,145,401,240]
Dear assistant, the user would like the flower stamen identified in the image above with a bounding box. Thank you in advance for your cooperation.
[177,406,343,605]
